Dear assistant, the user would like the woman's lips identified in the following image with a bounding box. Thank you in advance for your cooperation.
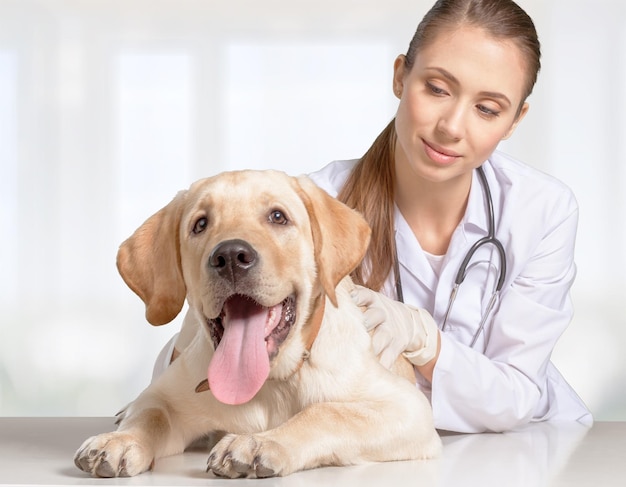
[422,139,461,165]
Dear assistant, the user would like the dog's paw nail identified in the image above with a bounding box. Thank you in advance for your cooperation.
[118,458,129,477]
[222,452,232,467]
[254,456,276,478]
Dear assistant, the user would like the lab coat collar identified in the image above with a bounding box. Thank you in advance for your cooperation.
[462,166,491,235]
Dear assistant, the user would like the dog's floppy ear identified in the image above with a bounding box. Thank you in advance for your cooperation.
[116,191,187,326]
[296,176,371,307]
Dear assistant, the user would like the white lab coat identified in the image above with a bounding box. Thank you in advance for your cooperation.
[308,150,593,433]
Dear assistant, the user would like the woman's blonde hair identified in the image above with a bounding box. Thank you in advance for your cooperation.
[338,0,541,291]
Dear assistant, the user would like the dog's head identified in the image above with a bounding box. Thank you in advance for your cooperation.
[117,170,370,405]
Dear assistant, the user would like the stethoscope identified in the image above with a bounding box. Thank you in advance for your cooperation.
[394,165,507,347]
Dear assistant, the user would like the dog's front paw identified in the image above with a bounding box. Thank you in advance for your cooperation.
[74,432,153,478]
[207,433,292,478]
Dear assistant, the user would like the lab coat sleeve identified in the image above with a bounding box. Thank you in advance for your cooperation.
[431,204,580,433]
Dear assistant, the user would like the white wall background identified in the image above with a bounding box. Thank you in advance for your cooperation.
[0,0,624,419]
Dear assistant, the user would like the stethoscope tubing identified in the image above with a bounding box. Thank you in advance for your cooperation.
[395,164,507,346]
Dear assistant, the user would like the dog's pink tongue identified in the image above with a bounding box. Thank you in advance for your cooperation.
[208,297,277,405]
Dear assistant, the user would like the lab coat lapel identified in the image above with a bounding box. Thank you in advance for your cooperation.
[394,205,438,291]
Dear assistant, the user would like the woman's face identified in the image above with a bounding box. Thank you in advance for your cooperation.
[393,25,529,185]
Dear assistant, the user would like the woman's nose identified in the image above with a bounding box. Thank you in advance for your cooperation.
[436,104,466,140]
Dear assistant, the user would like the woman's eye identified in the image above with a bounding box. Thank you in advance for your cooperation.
[426,81,447,96]
[192,217,208,234]
[269,210,288,225]
[477,104,500,118]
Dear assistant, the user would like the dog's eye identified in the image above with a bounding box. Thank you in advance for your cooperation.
[269,210,288,225]
[192,217,208,234]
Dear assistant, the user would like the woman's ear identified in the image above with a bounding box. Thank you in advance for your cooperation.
[392,55,407,99]
[502,102,530,140]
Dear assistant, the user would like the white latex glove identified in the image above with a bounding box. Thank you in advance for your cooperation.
[351,285,439,369]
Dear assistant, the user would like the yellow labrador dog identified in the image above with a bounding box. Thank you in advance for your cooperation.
[74,170,440,479]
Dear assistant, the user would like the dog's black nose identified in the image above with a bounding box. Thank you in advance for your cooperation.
[209,239,258,280]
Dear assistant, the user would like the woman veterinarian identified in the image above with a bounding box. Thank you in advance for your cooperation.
[308,0,592,433]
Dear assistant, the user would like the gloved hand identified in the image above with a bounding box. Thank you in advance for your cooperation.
[351,285,439,369]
